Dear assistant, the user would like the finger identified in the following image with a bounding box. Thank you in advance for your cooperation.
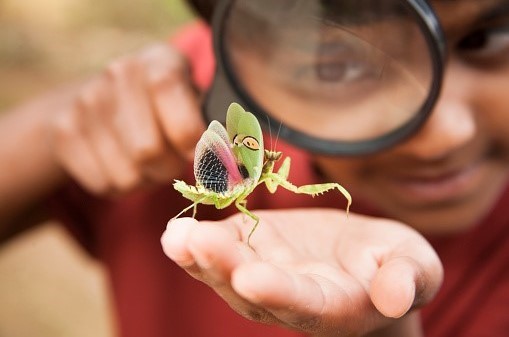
[51,106,109,194]
[370,254,443,318]
[161,217,197,268]
[187,223,254,281]
[139,148,184,184]
[79,77,141,192]
[232,262,352,333]
[162,217,257,280]
[107,57,165,164]
[144,45,205,161]
[162,218,278,324]
[336,217,443,313]
[225,211,302,264]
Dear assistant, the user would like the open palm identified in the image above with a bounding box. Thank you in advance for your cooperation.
[162,209,443,337]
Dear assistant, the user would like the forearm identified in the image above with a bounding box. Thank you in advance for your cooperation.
[0,85,78,235]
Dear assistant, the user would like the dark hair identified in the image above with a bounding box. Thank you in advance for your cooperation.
[187,0,407,24]
[186,0,218,22]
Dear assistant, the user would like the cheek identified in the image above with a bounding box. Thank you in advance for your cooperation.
[474,73,509,151]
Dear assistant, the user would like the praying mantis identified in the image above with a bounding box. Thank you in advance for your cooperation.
[173,102,351,245]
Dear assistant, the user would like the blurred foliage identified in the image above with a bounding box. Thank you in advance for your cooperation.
[0,1,195,336]
[0,0,196,109]
[0,224,117,337]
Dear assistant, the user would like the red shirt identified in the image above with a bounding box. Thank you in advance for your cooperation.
[53,21,509,337]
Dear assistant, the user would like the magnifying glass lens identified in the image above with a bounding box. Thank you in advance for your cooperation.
[223,0,434,142]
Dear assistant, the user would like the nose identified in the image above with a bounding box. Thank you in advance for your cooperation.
[394,63,477,161]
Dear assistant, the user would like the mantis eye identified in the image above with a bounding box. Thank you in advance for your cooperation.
[242,136,260,151]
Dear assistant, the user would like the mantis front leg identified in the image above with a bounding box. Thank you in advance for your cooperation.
[262,156,291,193]
[263,171,352,213]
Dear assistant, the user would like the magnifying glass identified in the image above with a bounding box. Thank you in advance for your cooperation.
[204,0,446,155]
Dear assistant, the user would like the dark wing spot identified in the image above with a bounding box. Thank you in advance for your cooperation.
[238,164,250,179]
[196,149,228,193]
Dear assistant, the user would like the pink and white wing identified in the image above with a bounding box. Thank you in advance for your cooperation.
[193,121,244,193]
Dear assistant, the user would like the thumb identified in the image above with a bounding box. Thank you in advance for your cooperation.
[370,254,443,318]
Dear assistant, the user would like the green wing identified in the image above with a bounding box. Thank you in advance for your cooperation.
[226,103,264,182]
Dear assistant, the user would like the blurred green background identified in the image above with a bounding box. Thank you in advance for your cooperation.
[0,0,195,336]
[0,0,194,109]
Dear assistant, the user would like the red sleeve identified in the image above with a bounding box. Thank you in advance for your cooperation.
[47,182,103,256]
[170,20,215,91]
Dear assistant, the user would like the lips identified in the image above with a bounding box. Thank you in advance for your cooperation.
[381,161,485,205]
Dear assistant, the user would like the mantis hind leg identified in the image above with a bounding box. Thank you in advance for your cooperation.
[235,199,259,247]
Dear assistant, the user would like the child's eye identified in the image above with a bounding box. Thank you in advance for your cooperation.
[314,60,371,83]
[294,59,371,85]
[457,26,509,64]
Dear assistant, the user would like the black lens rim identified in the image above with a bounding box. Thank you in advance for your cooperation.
[205,0,446,156]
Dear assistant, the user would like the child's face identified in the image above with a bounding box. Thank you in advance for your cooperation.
[314,0,509,234]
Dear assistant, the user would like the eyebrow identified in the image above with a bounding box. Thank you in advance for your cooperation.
[479,0,509,20]
[437,0,509,32]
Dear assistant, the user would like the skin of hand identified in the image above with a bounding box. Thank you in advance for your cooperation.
[0,43,205,236]
[161,209,443,337]
[48,43,205,195]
